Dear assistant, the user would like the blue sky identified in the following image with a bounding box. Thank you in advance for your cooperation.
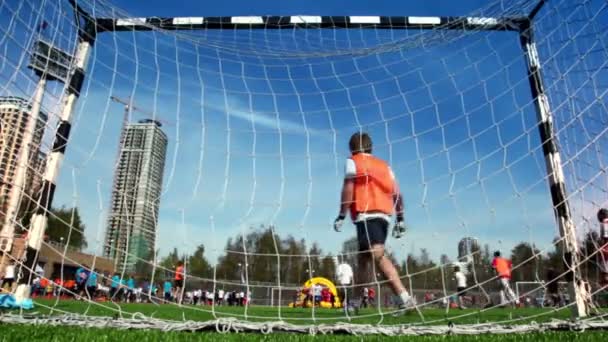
[2,0,607,274]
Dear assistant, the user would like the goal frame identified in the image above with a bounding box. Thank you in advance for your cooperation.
[515,281,569,307]
[13,0,588,318]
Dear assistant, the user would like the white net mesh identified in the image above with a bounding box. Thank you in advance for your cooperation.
[0,0,608,335]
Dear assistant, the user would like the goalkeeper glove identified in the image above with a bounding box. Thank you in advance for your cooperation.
[392,214,407,239]
[334,214,346,232]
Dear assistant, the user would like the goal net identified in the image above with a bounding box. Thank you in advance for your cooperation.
[0,0,608,336]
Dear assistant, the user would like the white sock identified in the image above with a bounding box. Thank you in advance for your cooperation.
[399,291,411,305]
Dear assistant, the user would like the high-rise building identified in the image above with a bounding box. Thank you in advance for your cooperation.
[104,119,167,273]
[458,237,480,264]
[0,96,48,228]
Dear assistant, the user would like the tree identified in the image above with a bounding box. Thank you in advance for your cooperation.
[159,247,181,279]
[216,237,246,281]
[510,242,541,282]
[134,248,155,279]
[188,244,212,279]
[419,248,431,266]
[45,206,87,250]
[280,236,307,284]
[340,236,359,267]
[544,237,565,271]
[304,243,323,280]
[440,254,451,266]
[580,231,600,282]
[319,254,336,280]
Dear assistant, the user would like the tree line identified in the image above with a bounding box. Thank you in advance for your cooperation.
[31,208,607,291]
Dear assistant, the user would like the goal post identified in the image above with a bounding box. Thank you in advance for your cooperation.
[2,0,607,335]
[18,0,590,316]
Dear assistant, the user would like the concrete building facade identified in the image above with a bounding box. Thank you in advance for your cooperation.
[103,119,167,273]
[0,96,47,231]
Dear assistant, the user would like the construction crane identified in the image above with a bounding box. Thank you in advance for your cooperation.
[109,95,171,129]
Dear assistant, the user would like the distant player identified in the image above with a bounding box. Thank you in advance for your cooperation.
[126,276,135,303]
[491,251,520,306]
[337,258,354,315]
[334,132,414,314]
[453,266,467,309]
[361,287,369,308]
[174,261,185,304]
[163,279,172,303]
[110,273,120,301]
[74,264,89,300]
[85,269,98,299]
[598,208,608,287]
[545,268,561,307]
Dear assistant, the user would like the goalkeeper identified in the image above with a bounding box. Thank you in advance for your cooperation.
[334,132,414,312]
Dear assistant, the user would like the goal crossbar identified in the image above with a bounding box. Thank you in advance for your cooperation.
[93,15,524,32]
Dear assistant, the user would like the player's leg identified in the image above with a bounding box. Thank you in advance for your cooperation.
[355,222,372,309]
[498,278,507,306]
[501,278,519,305]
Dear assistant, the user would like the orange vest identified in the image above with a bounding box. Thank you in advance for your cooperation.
[175,266,184,280]
[494,257,512,278]
[350,153,396,220]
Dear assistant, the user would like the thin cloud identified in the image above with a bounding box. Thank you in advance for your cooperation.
[206,94,323,136]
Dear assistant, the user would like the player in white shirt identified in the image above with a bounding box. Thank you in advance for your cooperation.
[218,289,225,306]
[453,266,467,309]
[362,287,369,308]
[312,284,322,305]
[1,263,15,291]
[336,260,356,316]
[206,290,214,305]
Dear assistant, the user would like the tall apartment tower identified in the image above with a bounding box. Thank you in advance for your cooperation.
[104,119,167,273]
[0,96,47,229]
[458,237,480,264]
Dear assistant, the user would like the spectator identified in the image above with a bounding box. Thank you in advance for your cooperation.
[110,273,120,301]
[163,279,172,302]
[53,277,63,297]
[75,264,89,300]
[44,278,53,298]
[218,289,225,306]
[369,287,376,306]
[86,269,98,299]
[321,287,331,305]
[207,289,214,305]
[361,287,369,308]
[313,284,322,306]
[241,291,246,306]
[229,291,236,306]
[2,262,16,292]
[126,276,135,302]
[545,268,561,307]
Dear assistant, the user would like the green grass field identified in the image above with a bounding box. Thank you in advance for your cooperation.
[0,299,605,341]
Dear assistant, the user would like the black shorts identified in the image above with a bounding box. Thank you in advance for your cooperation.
[457,287,467,296]
[174,279,183,288]
[356,218,389,252]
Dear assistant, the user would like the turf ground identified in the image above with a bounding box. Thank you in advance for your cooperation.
[0,299,605,341]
